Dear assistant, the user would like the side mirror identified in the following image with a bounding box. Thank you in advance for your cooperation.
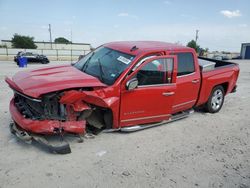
[126,78,138,90]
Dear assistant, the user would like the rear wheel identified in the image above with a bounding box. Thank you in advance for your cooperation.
[205,85,225,113]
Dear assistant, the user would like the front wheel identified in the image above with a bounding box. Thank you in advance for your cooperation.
[205,85,225,113]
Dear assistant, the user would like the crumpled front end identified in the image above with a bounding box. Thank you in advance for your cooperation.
[5,62,119,154]
[11,92,87,135]
[8,86,116,154]
[8,90,91,154]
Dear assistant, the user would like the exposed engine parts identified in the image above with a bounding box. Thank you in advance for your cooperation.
[12,89,114,154]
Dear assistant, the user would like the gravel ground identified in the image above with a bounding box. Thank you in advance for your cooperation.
[0,60,249,188]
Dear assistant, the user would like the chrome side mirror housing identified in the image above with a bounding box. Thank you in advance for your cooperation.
[126,78,138,90]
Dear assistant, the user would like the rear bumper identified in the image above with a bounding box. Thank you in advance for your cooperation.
[10,98,85,134]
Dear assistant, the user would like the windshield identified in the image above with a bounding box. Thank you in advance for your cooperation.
[74,47,135,85]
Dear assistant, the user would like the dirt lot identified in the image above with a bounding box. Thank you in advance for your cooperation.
[0,60,249,188]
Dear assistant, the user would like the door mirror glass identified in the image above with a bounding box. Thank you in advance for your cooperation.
[126,78,138,90]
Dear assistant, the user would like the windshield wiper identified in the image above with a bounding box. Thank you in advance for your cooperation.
[82,52,95,72]
[97,58,105,82]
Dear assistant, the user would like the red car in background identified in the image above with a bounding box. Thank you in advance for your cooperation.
[6,41,239,153]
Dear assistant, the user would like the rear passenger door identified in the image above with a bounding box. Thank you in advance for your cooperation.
[171,52,200,113]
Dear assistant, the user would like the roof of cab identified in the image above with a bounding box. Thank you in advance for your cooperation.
[104,41,191,56]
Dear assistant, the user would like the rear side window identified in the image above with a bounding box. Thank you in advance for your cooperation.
[175,53,195,76]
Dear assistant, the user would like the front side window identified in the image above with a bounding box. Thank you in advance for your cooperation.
[135,58,173,86]
[174,52,195,76]
[74,47,135,85]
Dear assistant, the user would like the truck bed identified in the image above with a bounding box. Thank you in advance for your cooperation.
[196,57,239,107]
[198,56,236,72]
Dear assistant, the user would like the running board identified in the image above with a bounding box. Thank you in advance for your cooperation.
[120,109,194,132]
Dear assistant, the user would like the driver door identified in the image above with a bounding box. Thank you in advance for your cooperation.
[120,55,177,127]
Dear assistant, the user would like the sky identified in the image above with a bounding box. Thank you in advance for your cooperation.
[0,0,249,52]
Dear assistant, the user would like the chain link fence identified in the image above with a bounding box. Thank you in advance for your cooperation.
[0,48,91,61]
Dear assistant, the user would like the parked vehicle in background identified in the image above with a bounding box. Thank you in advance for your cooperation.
[213,55,223,60]
[14,51,49,64]
[6,41,240,154]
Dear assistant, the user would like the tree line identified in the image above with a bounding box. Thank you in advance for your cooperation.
[4,33,208,55]
[10,34,71,49]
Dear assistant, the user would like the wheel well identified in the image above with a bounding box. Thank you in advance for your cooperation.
[199,82,228,109]
[86,107,113,130]
[219,82,229,94]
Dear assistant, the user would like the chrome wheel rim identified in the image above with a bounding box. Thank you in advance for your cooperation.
[211,89,223,111]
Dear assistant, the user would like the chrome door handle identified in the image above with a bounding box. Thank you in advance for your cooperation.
[192,79,200,84]
[162,92,175,96]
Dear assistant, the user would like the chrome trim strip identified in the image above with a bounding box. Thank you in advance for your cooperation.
[162,92,175,96]
[121,114,170,123]
[177,72,195,78]
[138,83,175,88]
[14,90,42,102]
[173,100,196,108]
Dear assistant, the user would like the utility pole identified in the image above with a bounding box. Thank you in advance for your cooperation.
[70,28,72,43]
[49,24,52,49]
[70,28,72,63]
[195,29,199,43]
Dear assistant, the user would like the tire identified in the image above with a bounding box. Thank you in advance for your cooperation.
[41,60,49,64]
[205,85,225,113]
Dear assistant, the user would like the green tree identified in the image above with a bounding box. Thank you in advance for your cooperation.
[199,47,209,56]
[0,44,7,48]
[187,40,200,52]
[54,37,71,44]
[11,34,37,49]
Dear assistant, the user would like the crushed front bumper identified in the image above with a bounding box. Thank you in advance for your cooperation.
[10,98,86,134]
[9,122,72,154]
[9,98,86,154]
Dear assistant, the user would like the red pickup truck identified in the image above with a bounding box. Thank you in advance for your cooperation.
[6,41,239,153]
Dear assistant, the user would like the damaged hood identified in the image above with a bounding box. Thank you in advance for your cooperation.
[6,65,107,98]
